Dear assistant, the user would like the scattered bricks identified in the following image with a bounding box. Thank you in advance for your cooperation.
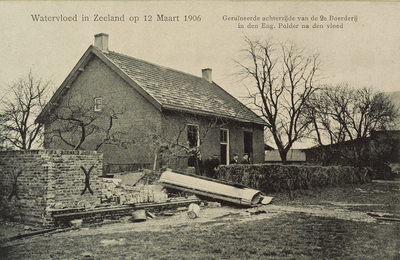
[101,178,168,205]
[70,219,83,228]
[206,202,222,208]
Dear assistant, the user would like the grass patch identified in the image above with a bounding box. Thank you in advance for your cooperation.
[1,212,398,260]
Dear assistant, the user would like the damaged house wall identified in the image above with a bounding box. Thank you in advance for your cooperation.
[42,55,161,172]
[158,110,265,170]
[0,150,102,226]
[37,34,267,174]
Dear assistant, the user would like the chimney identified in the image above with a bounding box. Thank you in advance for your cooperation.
[202,68,212,83]
[94,33,109,52]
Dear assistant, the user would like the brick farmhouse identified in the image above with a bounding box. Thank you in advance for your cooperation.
[36,33,266,172]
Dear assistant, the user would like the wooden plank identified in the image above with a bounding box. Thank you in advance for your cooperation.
[8,228,58,241]
[133,198,200,209]
[53,206,132,218]
[375,217,400,222]
[53,199,201,218]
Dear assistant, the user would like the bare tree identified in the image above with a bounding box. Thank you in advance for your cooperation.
[236,37,321,163]
[46,95,128,151]
[0,71,51,150]
[352,87,398,138]
[131,111,229,173]
[307,84,398,145]
[306,83,352,145]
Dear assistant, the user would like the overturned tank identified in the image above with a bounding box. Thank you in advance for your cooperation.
[159,170,270,206]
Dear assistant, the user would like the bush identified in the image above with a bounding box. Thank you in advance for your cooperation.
[217,164,371,194]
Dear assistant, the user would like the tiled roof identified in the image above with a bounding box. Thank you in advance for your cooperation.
[102,51,266,125]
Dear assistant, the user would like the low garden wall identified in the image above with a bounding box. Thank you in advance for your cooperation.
[0,150,103,226]
[217,164,371,194]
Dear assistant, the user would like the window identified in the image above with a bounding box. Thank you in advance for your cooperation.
[220,129,228,143]
[187,124,199,148]
[187,124,199,167]
[94,97,102,111]
[220,129,229,165]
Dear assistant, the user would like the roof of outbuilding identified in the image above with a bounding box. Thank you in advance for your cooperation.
[102,51,266,125]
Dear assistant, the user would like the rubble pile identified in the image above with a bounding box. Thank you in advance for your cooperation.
[101,178,168,205]
[50,170,271,228]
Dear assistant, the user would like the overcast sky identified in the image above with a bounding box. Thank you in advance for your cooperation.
[0,1,399,147]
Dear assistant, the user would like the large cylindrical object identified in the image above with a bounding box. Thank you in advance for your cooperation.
[159,171,262,206]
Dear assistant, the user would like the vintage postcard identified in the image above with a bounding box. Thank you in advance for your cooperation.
[0,1,399,259]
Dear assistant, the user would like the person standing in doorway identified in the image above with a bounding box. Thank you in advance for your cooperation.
[194,151,205,176]
[240,153,250,164]
[230,153,239,164]
[204,155,221,178]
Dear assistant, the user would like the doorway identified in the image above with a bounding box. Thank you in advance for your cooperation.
[244,131,253,162]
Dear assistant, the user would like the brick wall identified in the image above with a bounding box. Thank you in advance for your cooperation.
[0,150,102,226]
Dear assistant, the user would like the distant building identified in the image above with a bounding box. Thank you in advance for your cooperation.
[304,130,400,178]
[265,149,306,164]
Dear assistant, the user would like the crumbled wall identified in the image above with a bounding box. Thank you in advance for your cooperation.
[0,150,102,226]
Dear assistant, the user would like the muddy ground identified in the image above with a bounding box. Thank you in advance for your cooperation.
[1,180,399,259]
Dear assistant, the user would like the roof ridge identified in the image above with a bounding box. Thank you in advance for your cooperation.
[101,49,267,126]
[106,50,208,83]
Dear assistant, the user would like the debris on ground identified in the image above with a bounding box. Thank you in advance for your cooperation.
[206,201,222,208]
[23,225,36,231]
[187,203,201,219]
[159,170,273,206]
[246,207,269,215]
[213,212,245,220]
[79,252,95,260]
[260,196,274,205]
[160,211,175,216]
[102,177,168,205]
[132,210,147,222]
[58,169,275,227]
[112,171,146,186]
[70,219,83,228]
[2,169,276,240]
[367,212,400,222]
[146,211,156,219]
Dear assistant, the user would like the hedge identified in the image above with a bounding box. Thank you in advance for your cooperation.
[217,164,371,194]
